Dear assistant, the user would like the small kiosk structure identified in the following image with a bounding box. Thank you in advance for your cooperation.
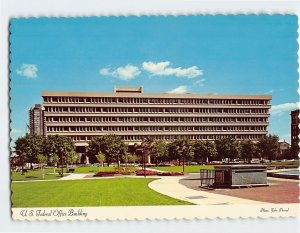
[200,165,268,189]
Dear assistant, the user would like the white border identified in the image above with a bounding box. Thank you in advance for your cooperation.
[1,0,300,232]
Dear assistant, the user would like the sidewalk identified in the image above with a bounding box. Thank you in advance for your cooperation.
[148,176,265,205]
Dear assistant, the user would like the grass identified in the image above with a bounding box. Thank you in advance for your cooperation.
[11,178,192,207]
[11,170,69,181]
[267,161,299,166]
[153,165,214,173]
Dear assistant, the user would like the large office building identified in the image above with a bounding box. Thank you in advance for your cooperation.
[40,86,272,150]
[291,109,299,147]
[29,104,45,136]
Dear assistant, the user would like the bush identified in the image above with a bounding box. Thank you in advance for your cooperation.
[136,170,158,176]
[94,171,118,177]
[157,172,184,176]
[135,170,184,176]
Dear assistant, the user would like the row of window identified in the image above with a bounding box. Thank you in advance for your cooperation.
[46,116,268,123]
[45,106,269,114]
[43,96,270,105]
[67,134,264,142]
[46,125,267,132]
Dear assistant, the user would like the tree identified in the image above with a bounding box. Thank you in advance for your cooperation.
[96,152,105,170]
[87,134,127,172]
[193,140,217,164]
[43,135,75,177]
[287,144,300,160]
[51,154,59,173]
[86,136,103,164]
[127,153,138,166]
[215,137,240,163]
[141,136,155,165]
[152,140,168,166]
[257,134,280,162]
[15,134,44,173]
[168,138,193,172]
[68,150,78,166]
[240,140,256,163]
[37,154,47,179]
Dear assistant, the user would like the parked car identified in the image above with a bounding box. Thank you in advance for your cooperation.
[250,159,260,164]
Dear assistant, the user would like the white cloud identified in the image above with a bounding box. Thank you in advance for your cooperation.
[270,102,299,116]
[10,128,22,134]
[142,61,203,78]
[194,78,206,87]
[167,86,188,94]
[16,64,38,79]
[99,65,140,81]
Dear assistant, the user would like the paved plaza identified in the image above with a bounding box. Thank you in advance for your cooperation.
[179,173,299,204]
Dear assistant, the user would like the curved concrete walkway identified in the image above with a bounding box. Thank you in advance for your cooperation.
[148,176,266,205]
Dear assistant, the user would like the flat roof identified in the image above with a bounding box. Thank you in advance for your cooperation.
[114,86,143,93]
[41,91,272,100]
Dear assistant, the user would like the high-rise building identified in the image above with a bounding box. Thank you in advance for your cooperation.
[41,86,271,151]
[291,109,299,147]
[29,104,45,136]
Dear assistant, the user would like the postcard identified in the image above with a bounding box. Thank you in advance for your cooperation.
[9,15,299,221]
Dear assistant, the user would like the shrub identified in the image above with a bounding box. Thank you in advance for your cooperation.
[94,171,118,177]
[157,172,184,176]
[136,170,158,176]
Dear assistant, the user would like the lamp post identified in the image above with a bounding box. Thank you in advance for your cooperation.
[59,146,64,178]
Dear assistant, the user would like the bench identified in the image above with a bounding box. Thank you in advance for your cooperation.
[68,168,75,173]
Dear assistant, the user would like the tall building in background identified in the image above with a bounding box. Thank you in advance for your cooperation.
[41,86,271,151]
[29,104,45,136]
[291,109,299,147]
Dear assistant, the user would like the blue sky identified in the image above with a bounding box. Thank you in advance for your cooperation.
[10,15,299,143]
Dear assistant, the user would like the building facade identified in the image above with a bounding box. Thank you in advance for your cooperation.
[29,104,45,136]
[279,140,290,155]
[41,87,271,149]
[291,109,299,147]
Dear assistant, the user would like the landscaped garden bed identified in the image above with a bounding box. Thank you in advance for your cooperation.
[94,171,120,177]
[157,171,184,176]
[94,167,137,177]
[136,170,158,176]
[135,170,184,176]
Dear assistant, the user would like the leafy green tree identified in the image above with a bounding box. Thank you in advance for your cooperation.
[152,140,168,166]
[240,140,256,163]
[15,134,44,172]
[215,137,240,163]
[43,135,75,176]
[168,138,193,172]
[88,134,127,172]
[86,136,103,163]
[141,136,155,165]
[287,144,300,160]
[51,154,59,173]
[257,134,280,162]
[96,152,105,170]
[193,140,217,164]
[68,150,78,165]
[127,153,138,166]
[37,154,47,179]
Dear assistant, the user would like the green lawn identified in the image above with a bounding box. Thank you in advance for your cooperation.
[11,178,192,207]
[11,170,69,181]
[267,161,299,166]
[153,165,214,173]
